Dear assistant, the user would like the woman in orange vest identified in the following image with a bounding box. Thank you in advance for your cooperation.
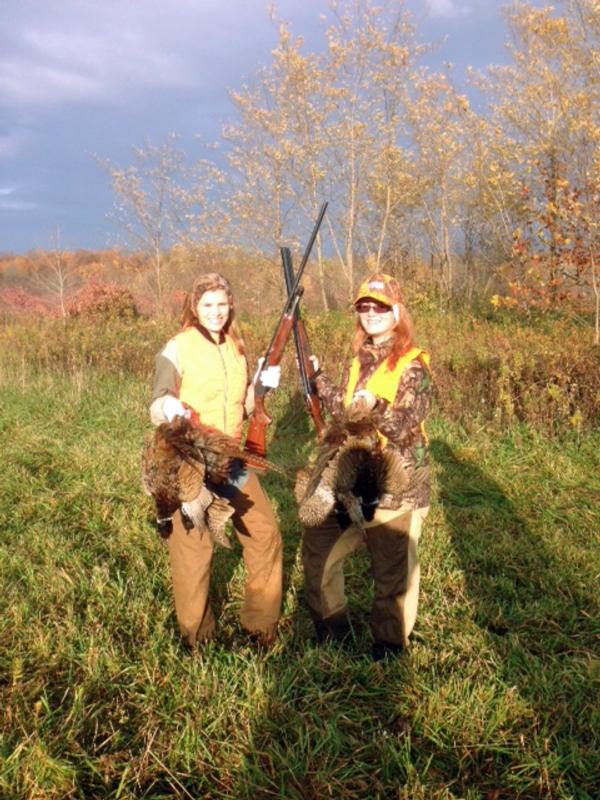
[303,273,433,660]
[150,273,283,649]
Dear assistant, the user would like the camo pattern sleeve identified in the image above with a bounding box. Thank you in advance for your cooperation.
[371,358,433,447]
[314,363,350,417]
[372,357,433,511]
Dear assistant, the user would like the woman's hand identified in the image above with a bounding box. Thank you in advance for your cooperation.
[351,389,378,412]
[260,365,281,389]
[162,396,190,422]
[254,357,281,390]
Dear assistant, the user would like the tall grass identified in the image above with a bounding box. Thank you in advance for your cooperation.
[1,307,598,434]
[0,313,599,798]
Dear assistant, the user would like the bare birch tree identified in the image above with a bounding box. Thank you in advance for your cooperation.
[99,136,190,311]
[29,230,78,317]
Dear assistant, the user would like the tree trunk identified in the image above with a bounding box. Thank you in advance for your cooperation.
[547,152,560,304]
[154,243,162,311]
[315,235,329,311]
[441,190,453,298]
[376,184,392,271]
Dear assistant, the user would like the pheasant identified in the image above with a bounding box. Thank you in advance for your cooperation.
[295,398,408,534]
[141,415,280,548]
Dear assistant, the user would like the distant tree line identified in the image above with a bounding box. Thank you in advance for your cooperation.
[0,246,287,321]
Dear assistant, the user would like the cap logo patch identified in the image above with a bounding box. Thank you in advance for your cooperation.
[368,280,385,290]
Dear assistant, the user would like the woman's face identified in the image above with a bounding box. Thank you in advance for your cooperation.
[356,298,396,342]
[196,289,230,334]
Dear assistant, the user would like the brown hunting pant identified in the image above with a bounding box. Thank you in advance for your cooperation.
[302,506,429,647]
[166,471,282,646]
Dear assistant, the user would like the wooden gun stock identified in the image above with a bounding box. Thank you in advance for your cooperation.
[244,402,271,458]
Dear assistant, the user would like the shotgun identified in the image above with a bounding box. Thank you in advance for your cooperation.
[281,246,326,437]
[245,201,328,457]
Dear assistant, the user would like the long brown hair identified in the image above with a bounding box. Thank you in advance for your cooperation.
[351,274,415,369]
[179,272,246,355]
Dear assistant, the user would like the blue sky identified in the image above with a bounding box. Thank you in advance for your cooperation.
[1,0,511,254]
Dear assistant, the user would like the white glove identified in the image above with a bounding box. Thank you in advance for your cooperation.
[309,355,319,373]
[162,396,189,422]
[253,358,281,389]
[259,364,281,389]
[352,389,377,411]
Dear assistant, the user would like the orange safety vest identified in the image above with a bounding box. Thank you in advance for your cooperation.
[176,327,248,440]
[344,346,430,447]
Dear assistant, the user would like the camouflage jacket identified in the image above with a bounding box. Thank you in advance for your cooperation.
[315,339,433,511]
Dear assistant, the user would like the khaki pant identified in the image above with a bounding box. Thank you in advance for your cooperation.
[302,506,429,647]
[166,471,282,646]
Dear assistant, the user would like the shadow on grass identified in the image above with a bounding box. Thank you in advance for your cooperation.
[429,438,598,657]
[428,437,599,796]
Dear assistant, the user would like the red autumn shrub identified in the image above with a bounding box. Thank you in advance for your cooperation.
[67,281,139,320]
[0,286,55,319]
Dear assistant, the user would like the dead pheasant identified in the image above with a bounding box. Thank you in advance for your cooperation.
[295,398,408,534]
[141,415,281,548]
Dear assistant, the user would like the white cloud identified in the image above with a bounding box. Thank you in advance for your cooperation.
[0,58,104,106]
[0,186,37,210]
[426,0,471,18]
[0,5,196,109]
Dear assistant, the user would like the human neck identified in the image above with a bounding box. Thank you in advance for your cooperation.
[196,323,224,344]
[371,332,394,345]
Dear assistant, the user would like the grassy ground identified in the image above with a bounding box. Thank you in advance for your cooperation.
[0,367,599,799]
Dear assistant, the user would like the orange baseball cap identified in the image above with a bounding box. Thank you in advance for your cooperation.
[353,273,401,307]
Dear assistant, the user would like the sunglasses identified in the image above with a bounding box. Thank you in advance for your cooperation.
[355,301,392,315]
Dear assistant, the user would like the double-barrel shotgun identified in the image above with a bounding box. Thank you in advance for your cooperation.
[244,201,328,458]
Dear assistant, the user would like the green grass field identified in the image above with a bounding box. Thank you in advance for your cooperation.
[1,351,599,798]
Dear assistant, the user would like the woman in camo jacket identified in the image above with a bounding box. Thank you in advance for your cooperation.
[302,273,433,660]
